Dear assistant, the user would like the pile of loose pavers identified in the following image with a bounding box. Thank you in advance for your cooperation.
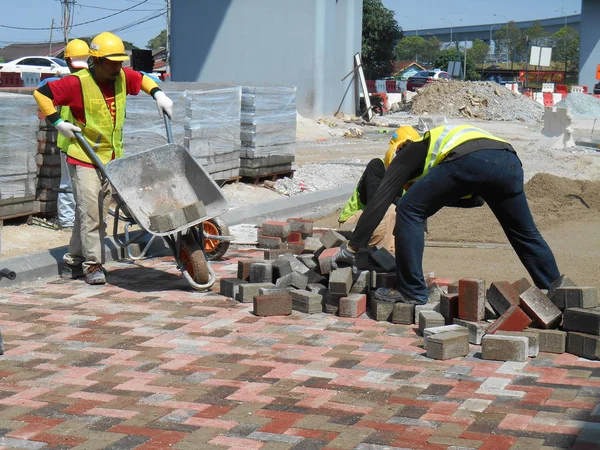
[219,218,600,362]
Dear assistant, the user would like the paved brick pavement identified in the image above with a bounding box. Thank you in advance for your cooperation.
[0,249,599,449]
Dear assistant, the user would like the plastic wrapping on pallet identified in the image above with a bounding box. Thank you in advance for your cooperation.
[122,91,187,155]
[240,143,296,158]
[241,85,297,152]
[0,93,39,199]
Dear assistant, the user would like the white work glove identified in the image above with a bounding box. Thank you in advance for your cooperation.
[55,120,81,139]
[331,242,357,271]
[154,91,173,119]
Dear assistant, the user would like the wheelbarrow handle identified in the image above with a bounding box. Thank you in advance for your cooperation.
[73,131,112,182]
[164,114,174,144]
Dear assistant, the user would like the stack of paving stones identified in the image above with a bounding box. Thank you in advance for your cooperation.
[0,93,45,216]
[223,220,600,363]
[239,85,296,178]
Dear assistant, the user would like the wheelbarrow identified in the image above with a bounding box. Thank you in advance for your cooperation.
[73,116,231,291]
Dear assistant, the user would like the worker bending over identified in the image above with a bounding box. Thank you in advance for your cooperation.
[34,32,173,285]
[332,124,560,305]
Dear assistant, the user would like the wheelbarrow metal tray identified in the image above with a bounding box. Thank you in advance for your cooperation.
[106,143,229,237]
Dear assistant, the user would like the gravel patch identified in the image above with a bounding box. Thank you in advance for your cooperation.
[555,93,600,118]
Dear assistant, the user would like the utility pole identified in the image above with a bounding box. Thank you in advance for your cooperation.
[166,0,171,81]
[48,18,54,56]
[61,0,75,44]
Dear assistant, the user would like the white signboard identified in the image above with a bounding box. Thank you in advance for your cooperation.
[447,61,461,77]
[529,46,552,67]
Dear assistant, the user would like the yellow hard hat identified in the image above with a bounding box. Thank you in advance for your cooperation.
[89,32,129,61]
[383,126,420,168]
[64,39,89,58]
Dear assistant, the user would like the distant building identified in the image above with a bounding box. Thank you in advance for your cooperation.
[394,61,426,80]
[0,43,65,61]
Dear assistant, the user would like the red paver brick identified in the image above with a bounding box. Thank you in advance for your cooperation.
[458,278,485,321]
[487,304,533,334]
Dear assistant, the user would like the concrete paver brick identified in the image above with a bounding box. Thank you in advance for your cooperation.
[487,281,521,315]
[418,310,445,334]
[271,259,292,280]
[458,278,486,321]
[427,331,470,360]
[220,278,248,300]
[375,272,397,289]
[275,272,308,290]
[303,236,324,254]
[261,221,291,239]
[263,248,294,260]
[249,261,273,283]
[428,282,444,303]
[297,254,318,271]
[566,332,600,360]
[238,282,276,303]
[329,267,353,295]
[547,274,576,301]
[319,229,346,249]
[339,294,367,318]
[562,308,600,335]
[324,293,341,314]
[512,277,532,294]
[287,231,302,243]
[370,248,396,272]
[553,286,598,310]
[453,318,490,345]
[496,330,540,357]
[289,289,323,314]
[286,242,305,255]
[253,294,292,317]
[318,247,339,275]
[485,300,499,320]
[392,303,414,325]
[287,217,314,236]
[422,324,468,349]
[440,292,459,325]
[258,235,284,249]
[487,304,533,334]
[482,335,529,362]
[519,286,562,329]
[535,328,567,353]
[350,270,370,294]
[238,258,261,281]
[372,299,394,322]
[278,254,310,274]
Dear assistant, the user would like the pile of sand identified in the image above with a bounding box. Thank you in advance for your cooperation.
[407,80,544,122]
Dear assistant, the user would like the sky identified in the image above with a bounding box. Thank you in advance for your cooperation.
[0,0,583,50]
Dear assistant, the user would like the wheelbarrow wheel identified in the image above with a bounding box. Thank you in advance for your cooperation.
[202,217,230,261]
[180,233,210,285]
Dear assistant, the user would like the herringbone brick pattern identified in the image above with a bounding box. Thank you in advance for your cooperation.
[0,250,599,449]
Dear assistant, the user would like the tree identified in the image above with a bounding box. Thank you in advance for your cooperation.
[362,0,403,79]
[147,29,167,50]
[494,21,521,68]
[551,27,579,72]
[469,39,489,66]
[524,20,549,47]
[435,48,459,73]
[421,36,441,67]
[395,36,425,62]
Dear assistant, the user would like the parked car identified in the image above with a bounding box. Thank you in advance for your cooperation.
[594,82,600,95]
[407,70,452,91]
[0,56,70,75]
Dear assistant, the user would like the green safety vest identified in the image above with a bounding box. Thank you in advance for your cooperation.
[338,126,508,223]
[411,124,509,183]
[56,106,73,152]
[65,69,127,165]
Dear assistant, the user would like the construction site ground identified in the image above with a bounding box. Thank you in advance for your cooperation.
[1,111,600,448]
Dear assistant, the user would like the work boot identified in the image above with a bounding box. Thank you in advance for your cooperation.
[373,287,424,305]
[60,263,84,280]
[85,264,106,285]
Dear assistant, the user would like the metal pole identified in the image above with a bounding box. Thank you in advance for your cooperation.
[166,0,171,81]
[463,40,467,80]
[48,18,54,56]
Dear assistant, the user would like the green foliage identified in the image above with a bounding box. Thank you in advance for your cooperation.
[551,27,579,71]
[494,21,521,67]
[469,39,489,66]
[395,35,440,67]
[362,0,402,79]
[147,30,167,50]
[524,20,549,47]
[434,48,459,73]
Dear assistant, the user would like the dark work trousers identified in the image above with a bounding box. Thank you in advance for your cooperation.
[393,149,560,303]
[357,158,386,205]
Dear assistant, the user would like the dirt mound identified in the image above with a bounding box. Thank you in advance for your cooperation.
[408,80,544,122]
[525,173,600,217]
